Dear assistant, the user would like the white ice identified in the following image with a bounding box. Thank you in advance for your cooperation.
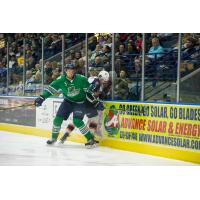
[0,130,197,166]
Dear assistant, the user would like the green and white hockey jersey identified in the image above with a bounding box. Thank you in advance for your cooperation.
[42,74,90,103]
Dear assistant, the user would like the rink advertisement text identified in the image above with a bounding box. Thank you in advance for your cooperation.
[103,102,200,151]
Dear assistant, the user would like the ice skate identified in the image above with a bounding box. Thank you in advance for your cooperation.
[85,138,99,148]
[59,132,70,144]
[46,138,57,145]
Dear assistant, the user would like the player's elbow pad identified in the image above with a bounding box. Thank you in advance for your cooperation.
[86,92,98,104]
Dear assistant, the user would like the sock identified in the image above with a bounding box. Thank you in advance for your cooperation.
[73,117,94,141]
[51,116,63,140]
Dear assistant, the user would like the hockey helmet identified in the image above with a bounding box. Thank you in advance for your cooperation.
[64,63,76,70]
[98,70,109,82]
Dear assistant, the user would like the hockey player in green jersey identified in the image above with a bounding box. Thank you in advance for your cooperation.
[59,70,109,144]
[34,63,103,147]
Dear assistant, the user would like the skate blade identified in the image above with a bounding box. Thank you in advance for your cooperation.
[85,143,98,149]
[46,141,57,145]
[58,140,65,145]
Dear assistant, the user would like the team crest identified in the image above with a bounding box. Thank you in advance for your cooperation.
[67,86,80,97]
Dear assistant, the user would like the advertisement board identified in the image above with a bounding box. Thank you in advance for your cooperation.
[1,96,199,163]
[0,96,36,126]
[103,102,200,151]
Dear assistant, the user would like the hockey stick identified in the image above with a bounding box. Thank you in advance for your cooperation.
[0,103,35,111]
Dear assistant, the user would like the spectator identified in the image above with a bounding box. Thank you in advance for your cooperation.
[114,70,129,100]
[77,58,85,74]
[51,61,58,70]
[89,44,103,63]
[134,57,142,75]
[147,37,170,87]
[27,56,36,70]
[115,44,126,57]
[128,42,135,54]
[57,62,62,72]
[11,42,18,54]
[114,34,120,51]
[68,49,75,60]
[51,68,60,80]
[9,54,18,70]
[44,34,53,47]
[44,61,52,84]
[25,44,31,54]
[115,58,126,76]
[102,45,111,59]
[101,45,112,71]
[109,70,118,81]
[15,33,23,47]
[16,49,24,66]
[50,34,62,54]
[16,46,23,57]
[123,43,135,68]
[33,70,42,83]
[74,51,82,61]
[12,63,23,85]
[135,34,142,53]
[25,70,35,84]
[8,47,15,57]
[182,37,196,60]
[105,36,112,46]
[65,57,71,65]
[119,33,128,43]
[190,37,200,60]
[148,37,164,59]
[89,36,98,51]
[0,61,7,86]
[128,83,141,101]
[32,63,41,75]
[98,35,106,47]
[90,56,104,70]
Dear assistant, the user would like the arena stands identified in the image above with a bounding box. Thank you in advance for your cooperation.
[0,33,200,103]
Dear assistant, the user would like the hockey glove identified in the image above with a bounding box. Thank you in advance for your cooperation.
[34,96,45,107]
[94,101,104,111]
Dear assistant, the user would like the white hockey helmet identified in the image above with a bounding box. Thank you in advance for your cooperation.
[98,70,110,82]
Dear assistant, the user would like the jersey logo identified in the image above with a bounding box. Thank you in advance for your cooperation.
[67,86,80,97]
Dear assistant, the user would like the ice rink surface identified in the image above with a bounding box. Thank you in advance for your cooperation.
[0,130,197,166]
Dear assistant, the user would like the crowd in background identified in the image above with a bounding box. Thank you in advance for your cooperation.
[0,33,200,101]
[0,33,85,95]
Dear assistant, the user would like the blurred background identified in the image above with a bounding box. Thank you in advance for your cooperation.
[0,33,199,103]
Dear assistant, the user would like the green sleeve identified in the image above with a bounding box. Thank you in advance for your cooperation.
[41,78,61,99]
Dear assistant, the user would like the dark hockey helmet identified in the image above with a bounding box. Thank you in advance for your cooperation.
[64,63,76,69]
